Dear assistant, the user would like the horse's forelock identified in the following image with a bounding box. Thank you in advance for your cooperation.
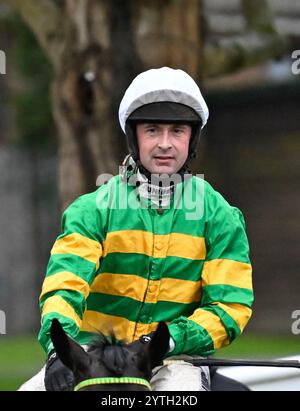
[103,345,128,374]
[87,333,130,375]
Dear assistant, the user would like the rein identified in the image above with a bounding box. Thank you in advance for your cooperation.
[74,376,152,391]
[164,355,300,369]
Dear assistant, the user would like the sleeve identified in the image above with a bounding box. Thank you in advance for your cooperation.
[168,188,253,357]
[38,194,103,355]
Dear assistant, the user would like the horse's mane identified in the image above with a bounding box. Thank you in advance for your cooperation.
[87,332,130,375]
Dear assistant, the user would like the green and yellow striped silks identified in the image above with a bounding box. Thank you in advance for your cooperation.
[39,175,254,357]
[103,230,206,260]
[51,232,102,269]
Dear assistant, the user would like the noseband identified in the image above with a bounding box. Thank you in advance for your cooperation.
[74,376,151,391]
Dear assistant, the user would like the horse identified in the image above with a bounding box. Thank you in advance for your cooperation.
[50,318,170,391]
[50,318,251,391]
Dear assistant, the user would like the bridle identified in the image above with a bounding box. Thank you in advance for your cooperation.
[74,376,151,391]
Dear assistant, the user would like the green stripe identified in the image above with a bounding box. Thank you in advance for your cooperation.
[206,240,251,263]
[46,254,96,284]
[204,183,250,264]
[108,206,206,236]
[86,293,198,323]
[170,177,206,231]
[202,305,241,342]
[98,253,203,281]
[60,189,104,242]
[202,284,254,308]
[168,317,215,357]
[103,176,206,236]
[98,253,151,279]
[87,293,141,321]
[76,330,99,346]
[40,290,85,319]
[38,312,80,355]
[100,178,154,233]
[162,257,203,281]
[152,301,199,322]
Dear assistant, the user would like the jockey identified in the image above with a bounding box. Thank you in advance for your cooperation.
[20,67,253,391]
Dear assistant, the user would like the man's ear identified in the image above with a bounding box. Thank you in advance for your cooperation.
[139,322,170,371]
[50,319,90,372]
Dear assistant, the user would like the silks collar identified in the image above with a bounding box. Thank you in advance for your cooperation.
[120,154,192,209]
[74,376,151,391]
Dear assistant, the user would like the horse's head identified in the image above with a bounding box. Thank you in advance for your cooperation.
[50,319,170,391]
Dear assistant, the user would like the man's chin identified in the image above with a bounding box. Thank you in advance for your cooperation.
[141,160,183,175]
[150,167,176,176]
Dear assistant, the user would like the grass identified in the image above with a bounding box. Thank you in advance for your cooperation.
[214,333,300,359]
[0,334,45,391]
[0,332,299,391]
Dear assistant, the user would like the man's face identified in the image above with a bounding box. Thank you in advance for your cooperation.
[136,123,192,175]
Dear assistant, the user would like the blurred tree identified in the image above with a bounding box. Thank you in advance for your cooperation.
[0,0,285,209]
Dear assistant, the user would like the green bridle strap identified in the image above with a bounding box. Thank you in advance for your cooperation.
[74,377,152,391]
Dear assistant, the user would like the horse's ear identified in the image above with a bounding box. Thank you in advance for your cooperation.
[50,319,90,372]
[140,322,170,370]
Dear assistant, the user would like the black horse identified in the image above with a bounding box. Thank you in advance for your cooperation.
[50,319,169,391]
[50,319,250,391]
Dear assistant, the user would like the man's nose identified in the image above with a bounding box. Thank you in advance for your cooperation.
[158,131,172,149]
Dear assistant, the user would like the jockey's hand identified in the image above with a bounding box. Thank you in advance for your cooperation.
[44,351,74,391]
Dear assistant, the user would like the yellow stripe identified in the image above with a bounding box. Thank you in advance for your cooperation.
[41,295,82,328]
[90,274,148,301]
[202,259,252,290]
[133,322,159,340]
[103,230,206,260]
[103,231,152,257]
[168,233,206,260]
[157,278,201,304]
[81,310,159,343]
[39,272,90,301]
[189,308,230,350]
[217,303,252,332]
[51,233,102,268]
[91,274,201,304]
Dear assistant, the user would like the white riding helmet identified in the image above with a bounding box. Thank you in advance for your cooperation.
[118,67,209,162]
